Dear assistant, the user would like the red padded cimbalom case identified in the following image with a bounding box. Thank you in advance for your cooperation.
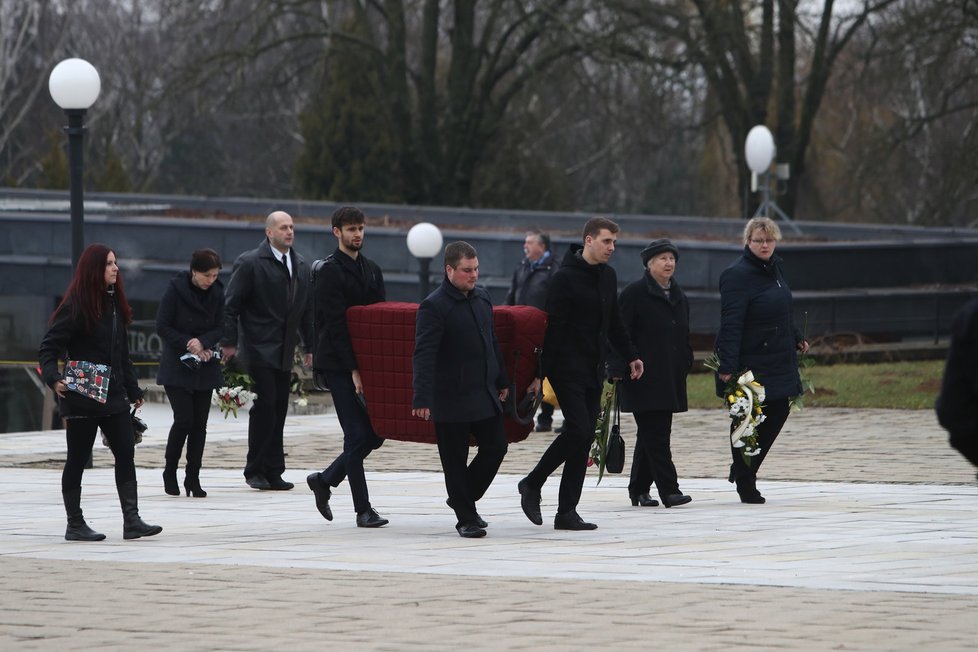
[347,302,547,444]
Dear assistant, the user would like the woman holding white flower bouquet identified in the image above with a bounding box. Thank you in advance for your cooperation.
[715,217,809,504]
[156,249,225,498]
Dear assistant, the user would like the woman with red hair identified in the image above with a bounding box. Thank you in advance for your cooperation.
[39,244,162,541]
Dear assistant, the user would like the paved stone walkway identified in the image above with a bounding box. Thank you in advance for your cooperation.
[2,406,977,650]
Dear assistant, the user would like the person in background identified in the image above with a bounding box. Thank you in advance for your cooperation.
[156,248,225,498]
[611,239,693,509]
[519,217,643,531]
[39,243,162,541]
[307,206,388,528]
[222,211,313,491]
[714,217,809,504]
[413,241,510,538]
[936,296,978,475]
[505,229,560,433]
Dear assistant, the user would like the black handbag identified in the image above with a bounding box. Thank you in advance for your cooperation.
[605,399,625,474]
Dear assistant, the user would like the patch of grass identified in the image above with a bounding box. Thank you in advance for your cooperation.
[688,359,944,410]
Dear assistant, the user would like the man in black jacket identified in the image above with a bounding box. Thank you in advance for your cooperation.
[937,297,978,473]
[413,241,510,538]
[519,217,643,531]
[306,207,388,528]
[222,211,313,491]
[506,229,560,433]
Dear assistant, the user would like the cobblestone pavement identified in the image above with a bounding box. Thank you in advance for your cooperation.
[2,406,977,650]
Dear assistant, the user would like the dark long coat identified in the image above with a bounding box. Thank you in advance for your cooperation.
[541,246,638,388]
[714,247,802,401]
[313,248,385,373]
[155,271,225,391]
[613,273,693,414]
[412,278,509,423]
[936,297,978,466]
[222,239,313,371]
[505,252,559,310]
[39,292,143,418]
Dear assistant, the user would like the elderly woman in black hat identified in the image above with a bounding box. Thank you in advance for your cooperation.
[611,239,693,508]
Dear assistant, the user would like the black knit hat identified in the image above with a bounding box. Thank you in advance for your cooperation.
[640,239,679,266]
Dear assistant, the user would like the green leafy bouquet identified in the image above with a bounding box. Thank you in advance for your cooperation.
[588,380,619,484]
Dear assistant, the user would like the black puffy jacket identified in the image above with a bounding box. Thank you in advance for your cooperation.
[714,247,802,401]
[39,292,143,417]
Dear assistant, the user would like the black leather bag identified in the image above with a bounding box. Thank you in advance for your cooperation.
[605,400,625,474]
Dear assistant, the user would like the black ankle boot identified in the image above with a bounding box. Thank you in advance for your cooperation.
[629,492,660,507]
[162,468,179,496]
[63,488,105,541]
[184,474,207,498]
[118,480,163,539]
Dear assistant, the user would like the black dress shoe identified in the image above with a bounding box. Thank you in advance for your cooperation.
[629,492,660,507]
[246,475,271,490]
[266,476,294,491]
[663,493,692,508]
[306,472,333,521]
[534,421,552,433]
[356,508,389,528]
[554,510,597,531]
[446,498,487,528]
[518,478,543,526]
[456,523,487,538]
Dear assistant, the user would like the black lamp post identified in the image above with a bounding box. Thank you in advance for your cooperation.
[406,222,443,300]
[49,58,101,269]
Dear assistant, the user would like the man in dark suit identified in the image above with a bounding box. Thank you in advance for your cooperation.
[306,206,388,528]
[505,229,560,433]
[222,211,313,491]
[412,241,510,538]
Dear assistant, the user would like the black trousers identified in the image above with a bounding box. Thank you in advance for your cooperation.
[62,411,135,491]
[435,415,507,526]
[319,370,383,514]
[163,386,212,477]
[524,378,601,514]
[243,365,291,480]
[628,410,681,500]
[730,397,791,483]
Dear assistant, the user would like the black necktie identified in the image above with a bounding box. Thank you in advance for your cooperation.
[280,253,290,277]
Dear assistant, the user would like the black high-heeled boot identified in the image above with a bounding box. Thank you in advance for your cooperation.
[628,492,660,507]
[183,474,207,498]
[162,468,179,496]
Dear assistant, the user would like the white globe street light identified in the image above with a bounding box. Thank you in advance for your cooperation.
[49,58,101,269]
[743,124,799,233]
[744,125,775,174]
[406,222,443,299]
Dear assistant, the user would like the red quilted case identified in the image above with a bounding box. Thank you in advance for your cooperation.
[347,302,547,444]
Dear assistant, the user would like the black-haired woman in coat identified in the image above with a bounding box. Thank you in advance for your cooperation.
[39,244,162,541]
[156,248,225,497]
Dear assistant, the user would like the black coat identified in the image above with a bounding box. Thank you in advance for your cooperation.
[936,297,978,467]
[715,247,802,401]
[412,278,509,423]
[39,292,143,418]
[222,239,314,371]
[155,271,225,391]
[505,251,559,310]
[541,247,638,388]
[313,248,385,372]
[613,273,693,414]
